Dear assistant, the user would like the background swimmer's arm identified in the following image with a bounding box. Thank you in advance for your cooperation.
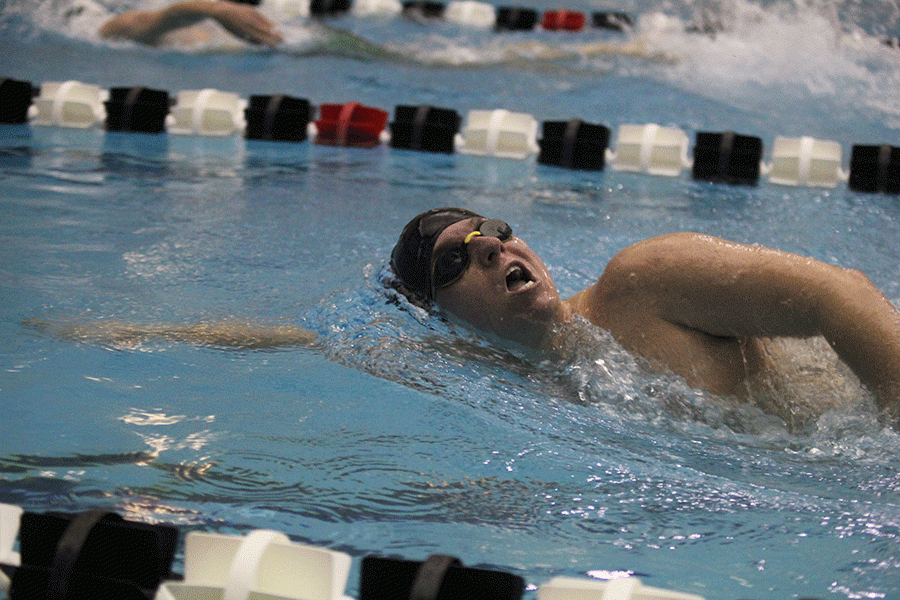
[99,0,282,46]
[26,318,315,350]
[594,232,900,418]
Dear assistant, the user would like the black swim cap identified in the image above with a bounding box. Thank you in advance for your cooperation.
[390,207,482,301]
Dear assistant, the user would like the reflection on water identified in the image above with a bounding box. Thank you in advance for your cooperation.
[120,409,219,454]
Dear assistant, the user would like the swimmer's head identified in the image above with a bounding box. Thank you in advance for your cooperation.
[390,207,482,302]
[391,208,567,348]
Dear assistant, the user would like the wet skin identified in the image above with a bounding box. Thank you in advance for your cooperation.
[430,218,754,394]
[429,217,900,420]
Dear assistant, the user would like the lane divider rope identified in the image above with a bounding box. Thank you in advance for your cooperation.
[0,77,897,194]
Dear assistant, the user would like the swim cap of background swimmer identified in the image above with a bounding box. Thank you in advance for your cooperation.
[390,207,482,301]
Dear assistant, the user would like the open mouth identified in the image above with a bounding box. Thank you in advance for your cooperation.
[505,264,536,292]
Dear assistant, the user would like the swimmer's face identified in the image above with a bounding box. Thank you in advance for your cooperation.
[431,217,564,347]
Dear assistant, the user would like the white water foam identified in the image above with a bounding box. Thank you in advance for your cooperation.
[631,0,900,128]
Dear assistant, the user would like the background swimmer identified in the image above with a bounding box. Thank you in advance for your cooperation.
[95,0,663,63]
[99,0,284,46]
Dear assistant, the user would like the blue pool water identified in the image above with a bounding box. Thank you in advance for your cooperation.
[3,0,900,597]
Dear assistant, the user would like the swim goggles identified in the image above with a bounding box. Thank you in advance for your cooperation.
[430,218,513,296]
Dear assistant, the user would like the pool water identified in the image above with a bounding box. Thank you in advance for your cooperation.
[3,0,900,597]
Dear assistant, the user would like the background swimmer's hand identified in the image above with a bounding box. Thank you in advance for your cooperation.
[209,1,283,47]
[25,318,315,350]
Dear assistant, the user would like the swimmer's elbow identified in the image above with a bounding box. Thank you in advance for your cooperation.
[817,265,885,316]
[98,17,126,39]
[842,265,878,291]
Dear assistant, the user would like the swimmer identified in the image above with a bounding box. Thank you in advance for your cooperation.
[390,208,900,425]
[99,0,284,46]
[28,207,900,428]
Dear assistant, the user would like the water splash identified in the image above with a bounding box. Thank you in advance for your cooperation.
[299,264,900,462]
[627,0,900,129]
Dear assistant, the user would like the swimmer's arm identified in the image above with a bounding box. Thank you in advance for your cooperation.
[594,232,900,417]
[99,0,283,46]
[25,318,315,350]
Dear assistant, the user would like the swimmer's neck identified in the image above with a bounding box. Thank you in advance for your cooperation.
[562,287,599,325]
[528,289,606,353]
[523,298,580,353]
[446,296,584,353]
